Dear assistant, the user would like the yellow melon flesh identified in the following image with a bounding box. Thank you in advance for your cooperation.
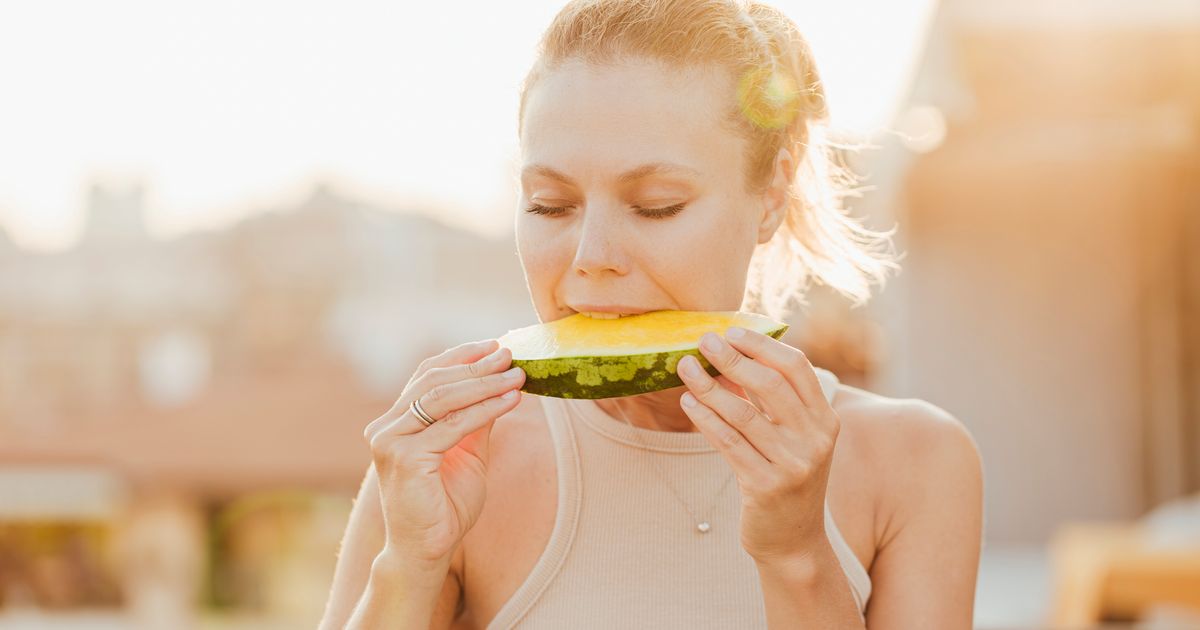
[498,310,787,399]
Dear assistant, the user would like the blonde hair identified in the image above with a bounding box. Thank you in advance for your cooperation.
[519,0,901,320]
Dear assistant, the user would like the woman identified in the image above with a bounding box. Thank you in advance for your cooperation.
[320,1,983,628]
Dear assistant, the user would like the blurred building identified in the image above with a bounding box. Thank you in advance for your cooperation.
[866,0,1200,624]
[894,0,1200,542]
[0,181,532,625]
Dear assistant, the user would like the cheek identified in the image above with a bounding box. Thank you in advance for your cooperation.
[516,217,546,278]
[644,202,758,306]
[516,216,571,292]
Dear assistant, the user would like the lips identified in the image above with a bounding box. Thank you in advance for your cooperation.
[577,311,631,319]
[567,304,655,319]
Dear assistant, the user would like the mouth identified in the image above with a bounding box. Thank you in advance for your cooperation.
[567,304,654,319]
[578,311,634,319]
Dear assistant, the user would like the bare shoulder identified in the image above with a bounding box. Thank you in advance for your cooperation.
[490,391,552,457]
[826,382,984,622]
[833,382,980,465]
[451,393,556,630]
[460,390,553,518]
[465,391,554,526]
[830,381,984,544]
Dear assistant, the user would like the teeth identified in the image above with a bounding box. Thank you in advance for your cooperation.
[580,311,625,319]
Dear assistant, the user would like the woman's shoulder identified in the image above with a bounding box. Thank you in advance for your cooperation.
[830,380,983,540]
[832,381,978,460]
[483,392,556,482]
[492,392,552,449]
[453,393,557,602]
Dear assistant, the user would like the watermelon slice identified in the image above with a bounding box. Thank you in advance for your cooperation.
[498,310,788,399]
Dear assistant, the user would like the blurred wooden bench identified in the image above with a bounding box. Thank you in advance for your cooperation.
[1050,523,1200,624]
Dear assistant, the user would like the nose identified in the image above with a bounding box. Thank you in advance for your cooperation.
[572,208,629,278]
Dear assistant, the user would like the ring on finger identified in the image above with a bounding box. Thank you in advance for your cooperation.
[410,397,439,427]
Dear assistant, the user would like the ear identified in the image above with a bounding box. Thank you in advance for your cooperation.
[757,146,794,244]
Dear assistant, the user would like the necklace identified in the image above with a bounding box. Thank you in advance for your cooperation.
[606,399,738,534]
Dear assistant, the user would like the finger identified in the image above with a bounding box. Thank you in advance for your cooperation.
[723,327,824,408]
[715,375,746,398]
[679,389,771,480]
[370,363,521,441]
[676,354,785,464]
[419,365,526,420]
[697,332,807,428]
[415,338,500,377]
[384,336,496,415]
[365,399,430,442]
[417,389,522,454]
[715,375,770,426]
[367,345,512,439]
[416,345,513,390]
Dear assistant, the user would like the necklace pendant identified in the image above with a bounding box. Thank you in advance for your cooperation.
[696,521,711,533]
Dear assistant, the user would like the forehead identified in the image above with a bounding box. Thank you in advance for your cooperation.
[520,58,745,179]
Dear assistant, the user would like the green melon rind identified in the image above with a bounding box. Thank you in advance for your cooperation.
[515,324,788,399]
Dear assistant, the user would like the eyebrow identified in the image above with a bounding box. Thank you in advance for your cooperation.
[521,162,702,187]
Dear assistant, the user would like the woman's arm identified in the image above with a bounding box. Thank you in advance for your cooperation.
[754,397,984,629]
[676,329,982,627]
[321,338,520,628]
[318,463,464,630]
[756,541,866,629]
[863,400,984,629]
[674,329,982,627]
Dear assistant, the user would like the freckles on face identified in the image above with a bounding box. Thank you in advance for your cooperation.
[515,59,764,321]
[632,190,758,304]
[513,210,579,315]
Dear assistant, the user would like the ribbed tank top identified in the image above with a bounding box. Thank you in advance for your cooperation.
[486,366,872,629]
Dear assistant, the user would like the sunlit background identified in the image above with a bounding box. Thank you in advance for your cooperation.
[1,0,1198,628]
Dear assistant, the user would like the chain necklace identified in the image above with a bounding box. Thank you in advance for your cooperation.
[606,399,738,534]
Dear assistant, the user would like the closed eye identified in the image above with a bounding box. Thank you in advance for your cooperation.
[523,203,686,219]
[633,203,685,219]
[523,203,571,217]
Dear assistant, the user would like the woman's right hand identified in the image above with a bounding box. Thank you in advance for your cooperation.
[362,338,525,568]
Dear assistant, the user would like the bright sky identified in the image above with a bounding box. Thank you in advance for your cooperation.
[0,0,935,251]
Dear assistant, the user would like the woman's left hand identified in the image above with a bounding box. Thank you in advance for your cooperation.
[676,326,839,565]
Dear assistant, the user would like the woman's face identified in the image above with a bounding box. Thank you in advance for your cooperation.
[516,58,788,323]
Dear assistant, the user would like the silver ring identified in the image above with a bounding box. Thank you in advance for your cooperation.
[410,397,438,427]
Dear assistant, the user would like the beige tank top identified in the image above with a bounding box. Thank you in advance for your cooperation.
[486,366,872,628]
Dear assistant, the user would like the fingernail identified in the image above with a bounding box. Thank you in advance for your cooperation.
[503,367,523,379]
[487,347,506,361]
[678,355,699,378]
[501,389,519,400]
[701,333,722,353]
[725,326,745,340]
[681,392,698,408]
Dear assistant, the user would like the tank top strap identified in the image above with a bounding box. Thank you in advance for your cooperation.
[813,366,873,614]
[824,500,873,615]
[813,365,839,407]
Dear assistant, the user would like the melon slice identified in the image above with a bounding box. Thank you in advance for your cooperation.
[497,310,788,399]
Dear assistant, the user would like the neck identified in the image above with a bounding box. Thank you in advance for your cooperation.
[594,386,697,433]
